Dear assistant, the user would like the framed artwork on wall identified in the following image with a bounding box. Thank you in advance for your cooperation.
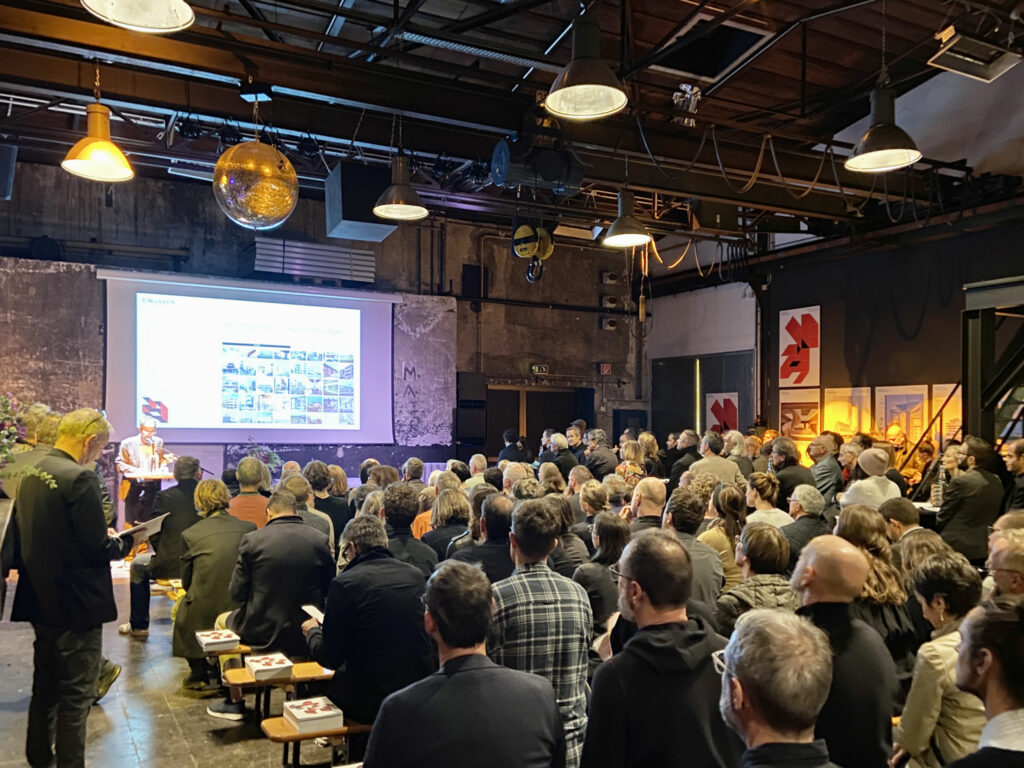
[823,387,872,440]
[779,306,820,388]
[875,385,929,444]
[706,393,739,433]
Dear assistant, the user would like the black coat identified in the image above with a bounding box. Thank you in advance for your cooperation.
[581,620,744,768]
[798,602,898,768]
[553,449,579,482]
[226,515,335,657]
[148,479,201,579]
[498,445,531,463]
[422,522,468,560]
[936,468,1004,561]
[388,528,438,579]
[10,448,131,631]
[775,463,816,508]
[449,538,515,583]
[314,493,350,548]
[782,514,831,570]
[585,447,618,481]
[668,446,702,489]
[363,654,565,768]
[306,547,436,724]
[1007,473,1024,513]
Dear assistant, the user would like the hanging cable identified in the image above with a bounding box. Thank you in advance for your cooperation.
[634,113,709,179]
[768,136,828,200]
[711,125,768,195]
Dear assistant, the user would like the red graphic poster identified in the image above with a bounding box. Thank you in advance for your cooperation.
[779,306,820,388]
[706,393,739,434]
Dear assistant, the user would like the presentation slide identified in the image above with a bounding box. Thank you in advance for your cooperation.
[101,271,397,444]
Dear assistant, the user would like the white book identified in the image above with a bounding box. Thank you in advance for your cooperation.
[244,652,293,680]
[283,697,344,734]
[195,629,240,652]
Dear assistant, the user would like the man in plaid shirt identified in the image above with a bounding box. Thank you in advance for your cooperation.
[489,498,592,768]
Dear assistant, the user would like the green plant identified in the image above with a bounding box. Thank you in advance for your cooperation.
[246,435,282,470]
[0,394,57,489]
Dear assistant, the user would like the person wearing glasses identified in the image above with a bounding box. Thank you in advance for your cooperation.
[580,530,743,768]
[717,610,840,768]
[987,529,1024,598]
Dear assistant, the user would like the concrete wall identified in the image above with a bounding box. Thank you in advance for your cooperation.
[649,282,757,360]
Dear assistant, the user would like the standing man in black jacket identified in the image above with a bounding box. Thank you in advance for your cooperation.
[7,408,144,768]
[450,492,515,582]
[383,483,437,579]
[937,437,1005,564]
[581,530,744,768]
[791,535,898,768]
[303,516,435,757]
[121,455,202,637]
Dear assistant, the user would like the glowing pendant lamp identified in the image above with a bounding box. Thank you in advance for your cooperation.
[81,0,195,34]
[545,12,628,121]
[844,73,921,173]
[62,97,134,183]
[373,153,428,221]
[604,190,650,248]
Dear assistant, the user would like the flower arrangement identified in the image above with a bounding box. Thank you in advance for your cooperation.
[0,393,25,470]
[246,435,282,470]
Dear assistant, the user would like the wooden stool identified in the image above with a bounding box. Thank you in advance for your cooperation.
[261,716,371,768]
[223,661,333,720]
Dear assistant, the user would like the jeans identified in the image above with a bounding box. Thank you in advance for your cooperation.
[27,624,102,768]
[128,553,154,630]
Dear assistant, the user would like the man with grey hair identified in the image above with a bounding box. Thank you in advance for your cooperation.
[228,456,268,528]
[121,455,202,638]
[116,416,170,526]
[503,461,529,495]
[669,429,702,489]
[771,437,814,510]
[281,474,335,559]
[401,457,427,495]
[7,408,146,767]
[549,432,579,482]
[303,514,434,752]
[567,425,587,465]
[781,485,830,570]
[809,435,844,510]
[690,431,745,486]
[584,429,617,481]
[719,609,839,768]
[463,453,488,490]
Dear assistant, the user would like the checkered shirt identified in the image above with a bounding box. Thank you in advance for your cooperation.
[489,562,592,768]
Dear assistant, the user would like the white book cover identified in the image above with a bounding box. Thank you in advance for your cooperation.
[244,652,293,680]
[283,697,344,734]
[195,629,240,651]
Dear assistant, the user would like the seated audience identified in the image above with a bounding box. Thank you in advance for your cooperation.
[303,515,436,741]
[602,473,629,515]
[490,499,592,767]
[638,431,664,479]
[628,477,667,534]
[714,523,799,637]
[539,461,567,495]
[1005,439,1024,512]
[565,465,594,522]
[782,484,830,570]
[754,440,773,475]
[719,609,839,768]
[512,476,544,501]
[772,437,815,506]
[362,561,565,768]
[668,429,702,489]
[221,468,239,497]
[840,447,902,510]
[447,460,472,484]
[482,465,504,492]
[450,492,515,582]
[229,456,270,528]
[411,486,437,539]
[791,536,899,768]
[881,497,929,570]
[382,483,437,579]
[447,484,490,557]
[746,471,792,528]
[809,434,844,510]
[691,432,746,486]
[359,489,384,520]
[369,464,400,491]
[987,529,1024,597]
[503,462,529,494]
[838,442,863,486]
[400,457,427,495]
[580,530,744,768]
[835,504,919,683]
[723,429,754,478]
[548,432,579,482]
[584,429,618,481]
[422,488,471,560]
[121,456,202,637]
[306,460,348,549]
[282,474,335,558]
[662,488,725,606]
[698,483,747,592]
[348,458,381,518]
[573,511,630,638]
[462,453,488,490]
[938,436,1005,564]
[614,440,646,490]
[892,552,985,768]
[947,595,1024,768]
[208,489,335,720]
[571,479,607,556]
[550,494,589,572]
[746,435,766,473]
[328,464,349,505]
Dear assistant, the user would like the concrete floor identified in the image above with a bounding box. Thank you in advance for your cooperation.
[0,565,336,768]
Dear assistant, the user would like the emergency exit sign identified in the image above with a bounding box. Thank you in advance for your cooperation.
[598,362,612,375]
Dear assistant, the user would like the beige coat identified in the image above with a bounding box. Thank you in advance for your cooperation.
[690,454,745,486]
[697,525,742,592]
[894,623,985,768]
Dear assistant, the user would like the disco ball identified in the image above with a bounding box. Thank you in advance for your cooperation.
[212,140,298,230]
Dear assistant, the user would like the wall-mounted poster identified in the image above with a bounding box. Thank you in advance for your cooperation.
[780,388,820,439]
[706,393,739,433]
[931,384,962,445]
[823,387,872,439]
[779,305,820,388]
[875,385,929,444]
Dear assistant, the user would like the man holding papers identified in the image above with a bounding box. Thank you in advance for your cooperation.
[116,417,171,526]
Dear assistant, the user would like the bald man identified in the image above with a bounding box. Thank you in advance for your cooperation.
[792,536,898,768]
[628,477,667,534]
[502,462,528,495]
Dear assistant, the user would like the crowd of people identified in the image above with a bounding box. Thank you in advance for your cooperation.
[3,403,1024,768]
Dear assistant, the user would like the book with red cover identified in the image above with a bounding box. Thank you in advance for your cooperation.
[283,697,344,734]
[195,629,240,652]
[244,652,293,680]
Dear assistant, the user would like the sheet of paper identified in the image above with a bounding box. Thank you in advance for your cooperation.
[121,512,170,539]
[302,604,325,624]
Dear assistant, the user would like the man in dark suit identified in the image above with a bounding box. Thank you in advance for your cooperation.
[362,561,564,768]
[207,488,334,720]
[583,429,618,481]
[567,426,588,465]
[1004,439,1024,513]
[450,492,515,582]
[383,483,437,579]
[549,433,579,482]
[302,515,436,747]
[880,497,929,571]
[781,485,830,570]
[120,456,202,637]
[937,436,1005,564]
[772,437,815,507]
[668,430,701,489]
[6,408,144,768]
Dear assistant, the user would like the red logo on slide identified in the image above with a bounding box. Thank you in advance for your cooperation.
[141,397,169,423]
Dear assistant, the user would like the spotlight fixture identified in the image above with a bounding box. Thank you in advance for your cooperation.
[844,0,921,173]
[61,65,133,183]
[603,190,650,248]
[219,124,243,146]
[544,12,628,121]
[373,153,428,221]
[176,116,204,140]
[80,0,194,33]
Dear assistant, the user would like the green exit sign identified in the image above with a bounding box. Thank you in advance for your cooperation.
[530,364,550,375]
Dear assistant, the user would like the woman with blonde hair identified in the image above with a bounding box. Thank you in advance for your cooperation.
[614,440,646,490]
[538,461,566,495]
[697,484,746,591]
[724,430,754,478]
[422,488,470,559]
[637,431,665,478]
[358,489,384,519]
[835,504,920,684]
[327,465,349,499]
[745,472,791,528]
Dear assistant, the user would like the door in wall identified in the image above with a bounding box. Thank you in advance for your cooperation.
[651,351,755,438]
[486,389,520,459]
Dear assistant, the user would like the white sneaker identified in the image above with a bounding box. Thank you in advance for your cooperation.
[118,622,149,637]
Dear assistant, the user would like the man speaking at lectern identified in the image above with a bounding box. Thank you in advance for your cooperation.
[116,418,168,526]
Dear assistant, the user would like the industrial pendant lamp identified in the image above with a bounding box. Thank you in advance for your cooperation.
[374,152,428,221]
[81,0,195,33]
[61,65,134,183]
[545,12,628,121]
[604,190,650,248]
[844,0,921,173]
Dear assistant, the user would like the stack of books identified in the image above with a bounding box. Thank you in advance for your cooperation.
[244,652,293,680]
[283,697,344,734]
[195,630,240,652]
